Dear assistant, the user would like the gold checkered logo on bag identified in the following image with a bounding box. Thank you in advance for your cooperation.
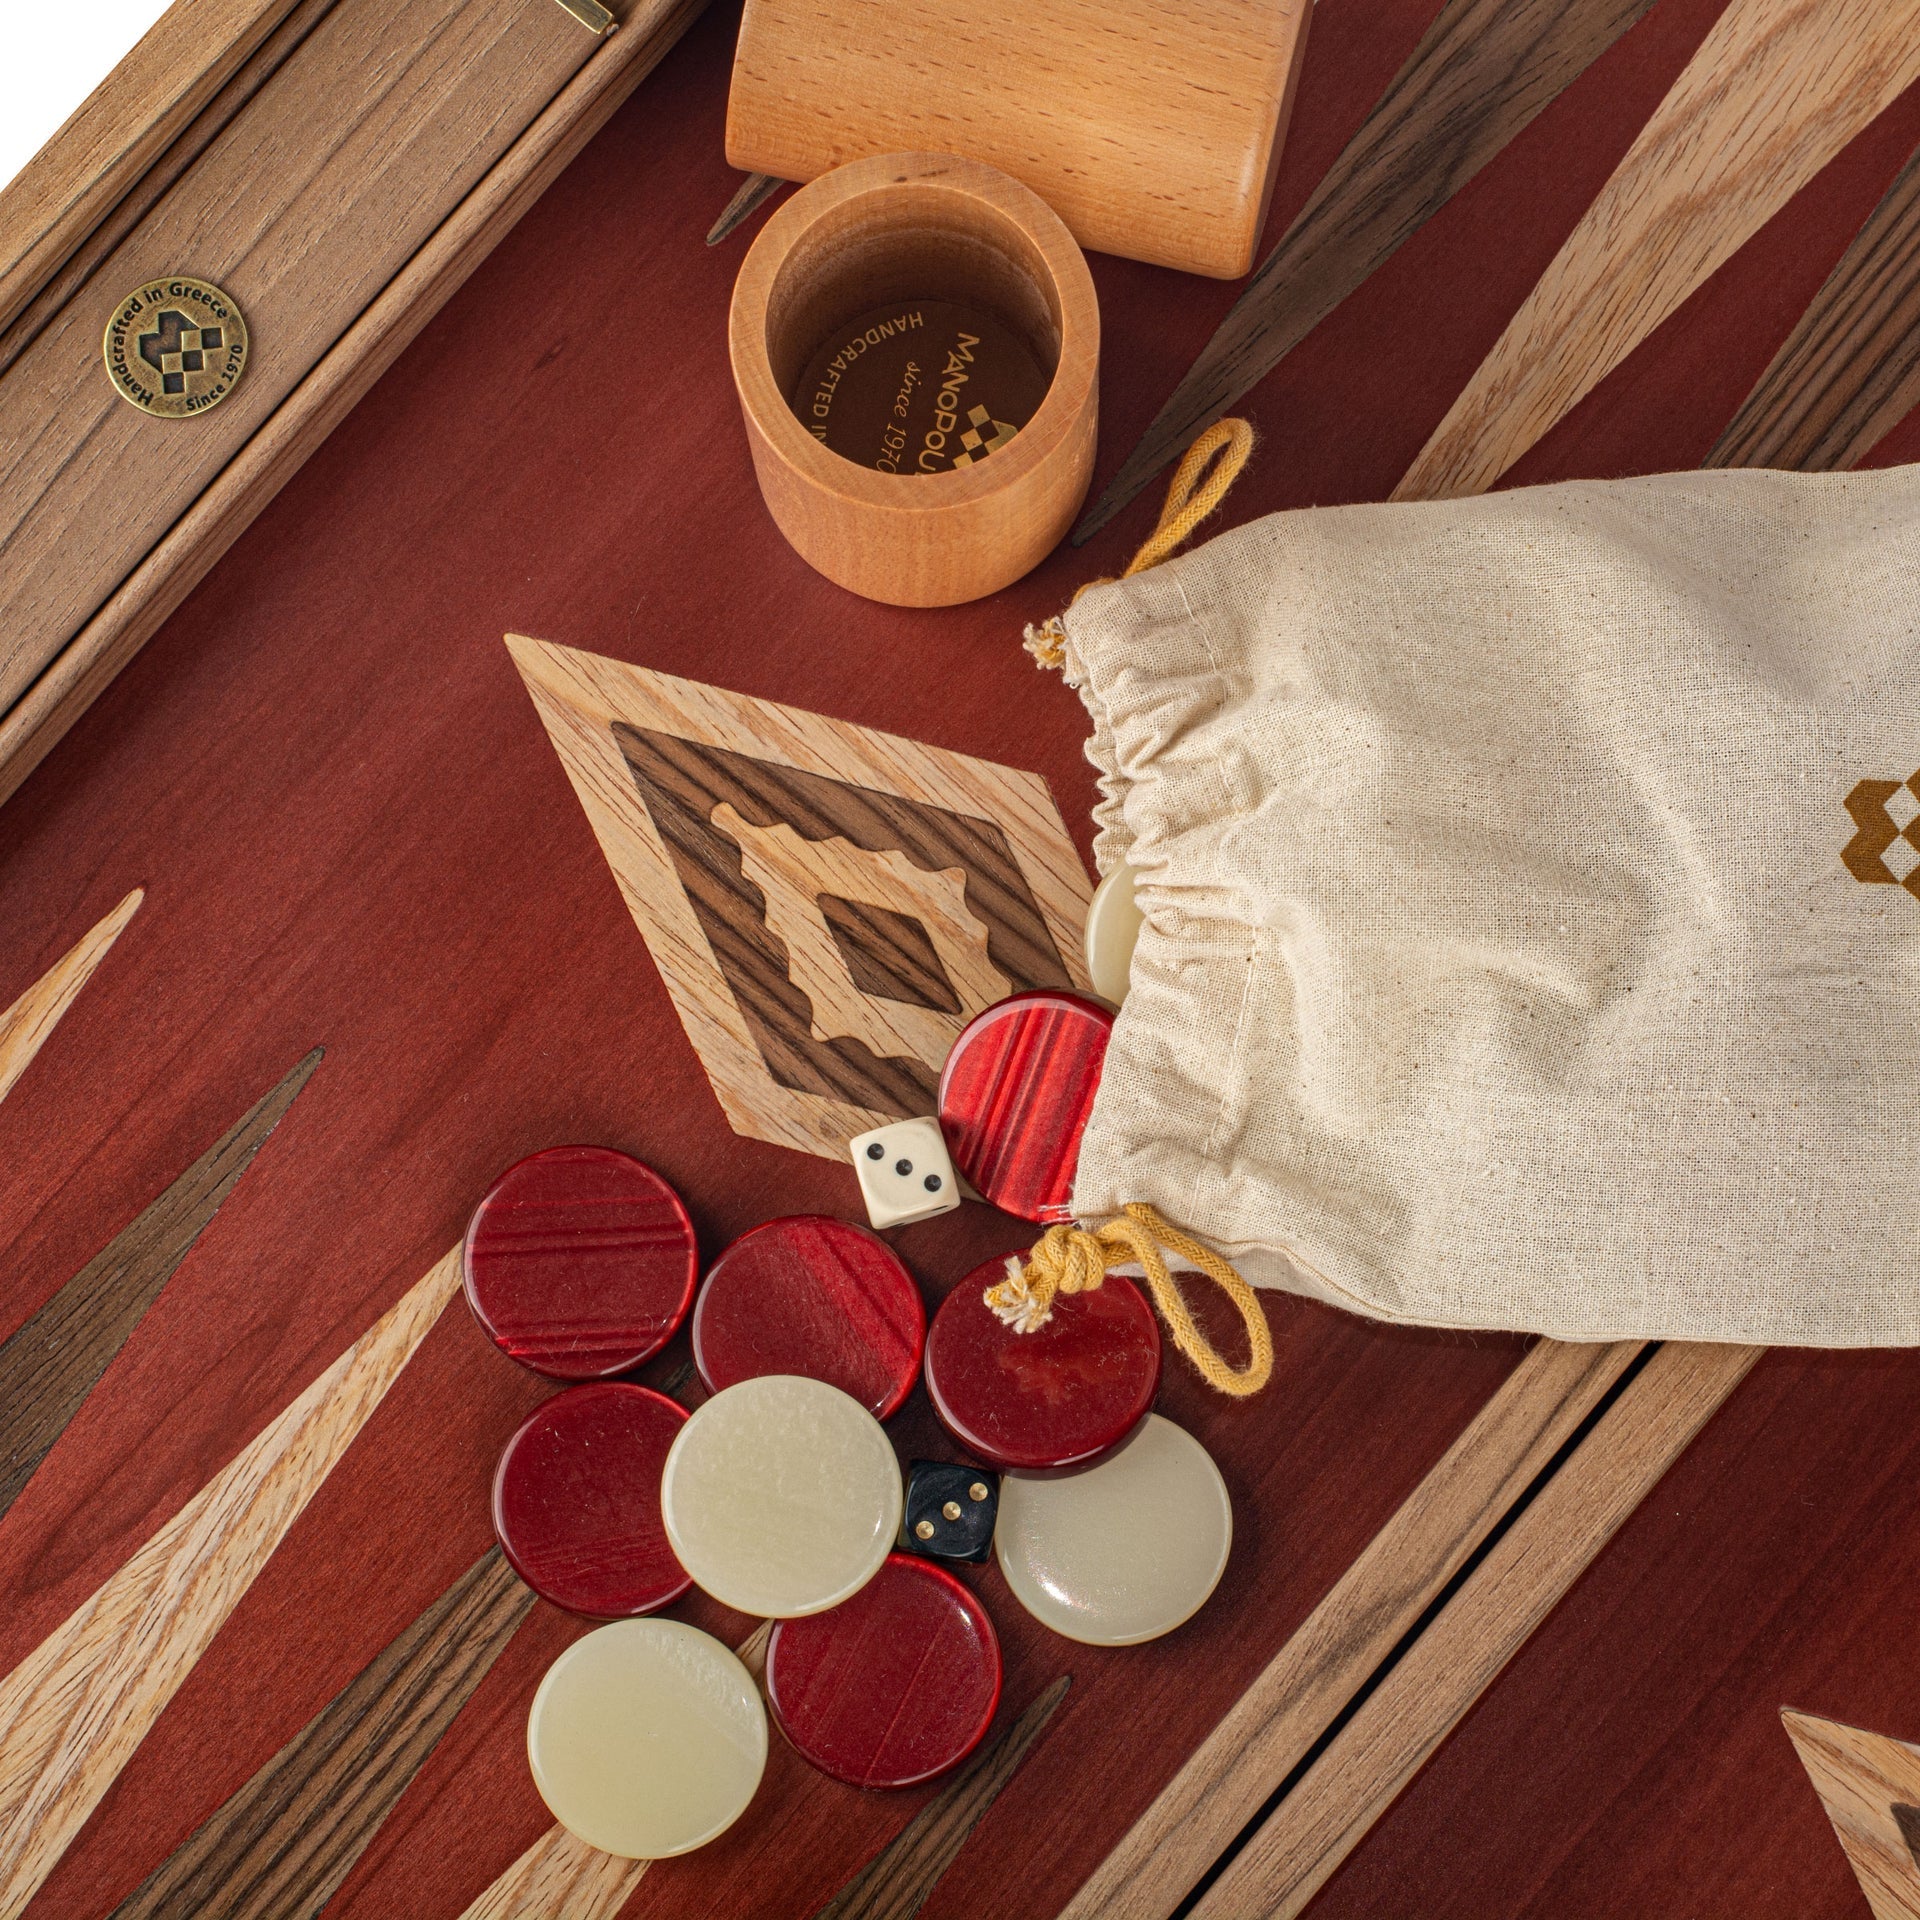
[1843,771,1920,894]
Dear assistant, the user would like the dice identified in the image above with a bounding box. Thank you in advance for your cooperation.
[848,1116,961,1230]
[899,1460,998,1565]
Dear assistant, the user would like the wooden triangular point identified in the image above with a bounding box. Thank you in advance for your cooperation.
[0,1247,464,1913]
[0,888,143,1107]
[1785,1707,1920,1918]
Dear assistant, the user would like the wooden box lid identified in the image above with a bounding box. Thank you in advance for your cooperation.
[724,0,1312,279]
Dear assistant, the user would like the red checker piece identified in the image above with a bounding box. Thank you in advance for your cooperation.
[937,990,1114,1223]
[765,1553,1001,1789]
[693,1215,925,1418]
[925,1259,1160,1470]
[463,1145,696,1379]
[492,1382,692,1617]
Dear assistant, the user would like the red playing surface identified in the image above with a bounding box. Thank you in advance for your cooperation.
[937,992,1113,1225]
[462,1145,697,1378]
[6,0,1920,1915]
[766,1553,1002,1789]
[692,1215,926,1417]
[491,1381,691,1617]
[925,1261,1160,1471]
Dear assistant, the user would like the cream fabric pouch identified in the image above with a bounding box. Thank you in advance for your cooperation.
[1054,464,1920,1346]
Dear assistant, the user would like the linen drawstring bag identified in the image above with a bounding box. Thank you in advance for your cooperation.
[1011,448,1920,1354]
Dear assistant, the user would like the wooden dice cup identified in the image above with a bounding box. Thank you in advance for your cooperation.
[728,152,1098,607]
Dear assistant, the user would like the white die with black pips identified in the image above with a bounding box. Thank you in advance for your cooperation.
[848,1117,961,1230]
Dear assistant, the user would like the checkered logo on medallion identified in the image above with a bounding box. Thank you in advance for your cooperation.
[137,310,227,396]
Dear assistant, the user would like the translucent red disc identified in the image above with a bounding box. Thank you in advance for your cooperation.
[462,1145,696,1379]
[937,990,1114,1223]
[765,1554,1001,1789]
[924,1259,1160,1470]
[692,1215,925,1418]
[492,1382,692,1617]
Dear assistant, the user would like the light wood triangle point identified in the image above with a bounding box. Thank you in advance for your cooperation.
[0,889,142,1109]
[1785,1707,1920,1920]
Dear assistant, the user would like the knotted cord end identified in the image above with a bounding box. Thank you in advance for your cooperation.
[986,1204,1274,1398]
[1022,617,1068,671]
[984,1253,1054,1333]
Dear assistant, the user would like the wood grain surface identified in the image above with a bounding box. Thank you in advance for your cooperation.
[1395,0,1920,500]
[726,0,1309,278]
[1785,1709,1920,1920]
[1074,0,1662,541]
[0,0,340,383]
[0,1046,319,1522]
[0,0,598,728]
[3,7,1920,1916]
[727,153,1101,605]
[0,0,306,337]
[1708,137,1920,468]
[707,172,782,245]
[815,1677,1071,1920]
[1060,1337,1637,1920]
[1187,1342,1762,1919]
[109,1548,533,1920]
[1301,1342,1920,1917]
[0,1249,461,1918]
[513,637,1092,1158]
[0,0,706,811]
[0,888,140,1109]
[456,1822,651,1920]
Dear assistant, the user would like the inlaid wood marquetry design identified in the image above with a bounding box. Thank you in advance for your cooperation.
[0,1247,463,1915]
[457,1823,651,1920]
[455,1619,774,1920]
[814,1675,1072,1920]
[0,888,142,1110]
[1708,139,1920,471]
[1785,1709,1920,1919]
[1395,0,1920,502]
[1075,0,1661,541]
[109,1548,534,1920]
[510,636,1093,1161]
[0,1046,321,1524]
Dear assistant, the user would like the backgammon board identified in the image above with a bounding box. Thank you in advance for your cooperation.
[6,2,1920,1916]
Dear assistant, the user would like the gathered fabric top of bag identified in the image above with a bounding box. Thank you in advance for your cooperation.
[1049,460,1920,1348]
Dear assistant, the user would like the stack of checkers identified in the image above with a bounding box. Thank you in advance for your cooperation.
[457,986,1231,1860]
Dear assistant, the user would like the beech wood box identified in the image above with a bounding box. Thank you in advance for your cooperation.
[725,0,1312,279]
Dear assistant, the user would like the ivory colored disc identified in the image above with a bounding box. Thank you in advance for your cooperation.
[1083,862,1142,1004]
[526,1619,767,1858]
[662,1374,904,1617]
[995,1414,1231,1645]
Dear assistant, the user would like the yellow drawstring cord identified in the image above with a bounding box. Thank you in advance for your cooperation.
[1002,419,1269,1395]
[985,1203,1274,1397]
[1024,418,1255,671]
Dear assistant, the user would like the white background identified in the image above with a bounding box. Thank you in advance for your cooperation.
[0,0,178,197]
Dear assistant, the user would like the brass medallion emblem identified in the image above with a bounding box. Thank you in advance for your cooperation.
[102,277,249,419]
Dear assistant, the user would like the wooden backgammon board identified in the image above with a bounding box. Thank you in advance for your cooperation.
[8,1,1920,1916]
